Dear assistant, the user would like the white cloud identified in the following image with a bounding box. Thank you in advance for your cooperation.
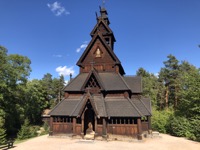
[76,41,88,53]
[154,72,159,78]
[53,54,63,58]
[47,1,70,16]
[55,66,75,76]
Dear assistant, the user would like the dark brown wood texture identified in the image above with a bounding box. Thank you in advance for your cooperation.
[107,124,138,136]
[52,122,73,134]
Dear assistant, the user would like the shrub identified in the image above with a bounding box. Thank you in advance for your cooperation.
[168,116,193,137]
[151,108,173,133]
[0,117,6,144]
[17,118,38,140]
[0,110,6,144]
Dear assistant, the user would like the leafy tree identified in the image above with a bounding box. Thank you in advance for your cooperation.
[151,108,173,133]
[24,80,48,124]
[0,45,31,135]
[136,68,159,107]
[0,109,6,144]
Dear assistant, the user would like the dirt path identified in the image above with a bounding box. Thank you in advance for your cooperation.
[11,134,200,150]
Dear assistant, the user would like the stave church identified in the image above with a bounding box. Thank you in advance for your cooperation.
[48,6,152,140]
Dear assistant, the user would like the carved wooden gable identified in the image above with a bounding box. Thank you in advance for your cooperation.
[77,34,120,73]
[81,71,103,94]
[91,21,112,36]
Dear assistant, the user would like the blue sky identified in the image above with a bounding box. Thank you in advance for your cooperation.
[0,0,200,81]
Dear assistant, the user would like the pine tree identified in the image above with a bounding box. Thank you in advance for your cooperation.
[17,118,32,140]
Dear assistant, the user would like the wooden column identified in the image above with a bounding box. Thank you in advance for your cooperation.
[148,116,152,134]
[95,117,97,132]
[102,118,107,138]
[49,117,53,135]
[81,118,84,137]
[137,118,142,140]
[73,118,76,135]
[95,116,98,137]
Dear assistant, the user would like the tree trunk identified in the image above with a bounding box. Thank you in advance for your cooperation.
[165,86,169,109]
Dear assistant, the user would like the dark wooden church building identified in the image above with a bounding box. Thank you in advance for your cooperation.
[49,6,152,140]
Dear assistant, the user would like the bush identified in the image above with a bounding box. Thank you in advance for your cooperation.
[189,119,200,141]
[168,116,194,138]
[42,121,49,134]
[0,110,6,144]
[17,118,38,140]
[151,108,173,133]
[0,118,6,144]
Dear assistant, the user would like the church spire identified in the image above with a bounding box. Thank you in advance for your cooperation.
[98,6,110,25]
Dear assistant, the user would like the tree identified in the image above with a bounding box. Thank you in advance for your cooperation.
[24,80,48,124]
[136,68,159,107]
[158,54,180,109]
[177,62,200,119]
[0,45,31,135]
[17,118,33,140]
[0,109,6,144]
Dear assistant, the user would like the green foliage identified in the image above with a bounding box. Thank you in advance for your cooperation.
[136,68,159,107]
[42,121,50,135]
[0,110,6,144]
[190,119,200,141]
[17,119,38,140]
[151,108,173,133]
[177,64,200,119]
[168,116,194,138]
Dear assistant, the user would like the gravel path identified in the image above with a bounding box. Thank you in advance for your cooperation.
[12,134,200,150]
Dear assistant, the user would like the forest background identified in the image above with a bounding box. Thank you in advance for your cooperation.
[0,45,199,142]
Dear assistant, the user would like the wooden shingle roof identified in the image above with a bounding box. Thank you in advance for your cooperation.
[49,94,151,117]
[64,72,142,93]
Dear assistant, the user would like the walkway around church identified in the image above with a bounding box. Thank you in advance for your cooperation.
[11,134,200,150]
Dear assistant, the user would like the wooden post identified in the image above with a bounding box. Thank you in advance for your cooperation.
[81,118,84,137]
[102,118,107,138]
[95,116,97,137]
[95,117,97,132]
[73,118,76,135]
[137,118,142,140]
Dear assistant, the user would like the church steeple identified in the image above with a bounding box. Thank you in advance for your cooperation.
[77,7,125,75]
[91,6,116,49]
[98,6,110,25]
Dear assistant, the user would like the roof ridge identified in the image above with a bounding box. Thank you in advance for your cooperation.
[117,73,131,90]
[91,94,100,118]
[139,97,152,115]
[124,75,138,77]
[126,97,143,116]
[101,94,107,117]
[70,95,85,116]
[92,70,105,90]
[77,92,100,118]
[90,20,114,36]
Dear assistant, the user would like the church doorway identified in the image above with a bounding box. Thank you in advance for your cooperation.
[84,101,95,135]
